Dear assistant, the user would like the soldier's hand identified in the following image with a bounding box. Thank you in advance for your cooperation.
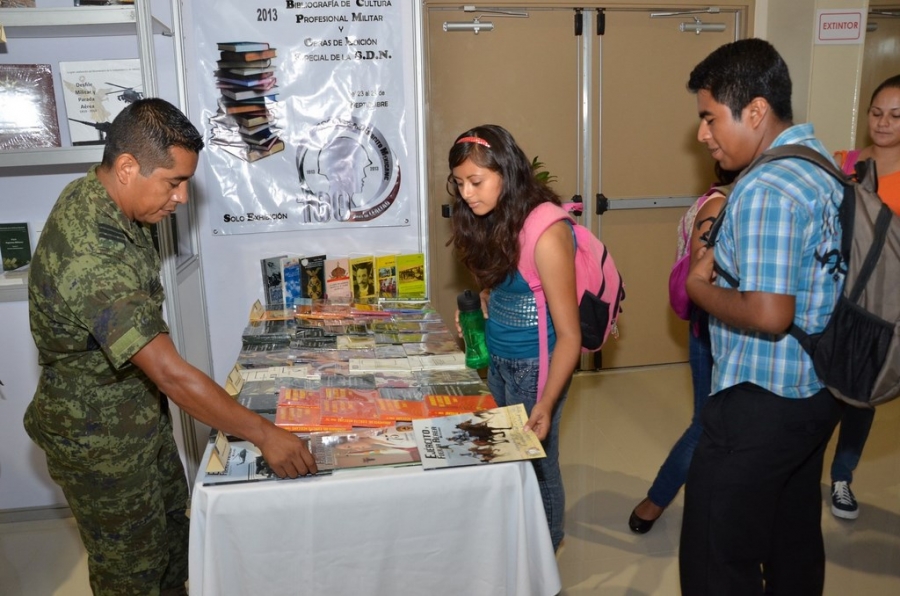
[257,426,318,478]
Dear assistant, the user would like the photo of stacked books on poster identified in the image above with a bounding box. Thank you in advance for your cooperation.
[214,41,283,162]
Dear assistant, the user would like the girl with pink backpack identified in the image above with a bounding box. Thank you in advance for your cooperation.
[447,125,581,552]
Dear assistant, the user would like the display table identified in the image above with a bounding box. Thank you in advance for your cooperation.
[189,448,561,596]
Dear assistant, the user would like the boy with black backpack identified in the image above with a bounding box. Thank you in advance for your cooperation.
[679,39,844,596]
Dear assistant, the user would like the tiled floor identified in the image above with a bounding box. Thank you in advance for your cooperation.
[556,364,900,595]
[2,364,899,595]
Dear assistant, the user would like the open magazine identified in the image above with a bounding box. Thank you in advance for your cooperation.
[200,424,422,486]
[411,404,546,470]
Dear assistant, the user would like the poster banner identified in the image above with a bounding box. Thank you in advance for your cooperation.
[193,0,411,234]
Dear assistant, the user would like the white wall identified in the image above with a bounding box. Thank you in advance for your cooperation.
[764,0,868,152]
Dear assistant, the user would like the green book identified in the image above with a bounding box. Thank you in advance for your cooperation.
[396,253,426,298]
[0,222,32,271]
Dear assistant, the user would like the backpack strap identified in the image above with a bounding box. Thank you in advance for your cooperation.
[706,145,846,289]
[518,202,574,402]
[837,149,862,176]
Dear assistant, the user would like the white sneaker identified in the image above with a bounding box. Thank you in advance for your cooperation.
[831,481,859,520]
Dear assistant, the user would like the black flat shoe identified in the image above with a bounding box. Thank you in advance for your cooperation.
[628,509,656,534]
[628,499,662,534]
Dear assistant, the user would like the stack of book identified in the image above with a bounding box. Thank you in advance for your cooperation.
[230,299,501,432]
[214,41,283,162]
[200,298,548,484]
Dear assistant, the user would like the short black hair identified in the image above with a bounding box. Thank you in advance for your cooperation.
[688,38,793,123]
[102,98,204,175]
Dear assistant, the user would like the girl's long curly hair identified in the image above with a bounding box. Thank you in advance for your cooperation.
[447,124,561,289]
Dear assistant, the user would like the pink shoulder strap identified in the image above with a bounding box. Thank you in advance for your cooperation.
[518,202,574,402]
[840,149,861,176]
[518,203,572,286]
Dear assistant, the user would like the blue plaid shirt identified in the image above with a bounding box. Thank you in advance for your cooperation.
[709,124,843,398]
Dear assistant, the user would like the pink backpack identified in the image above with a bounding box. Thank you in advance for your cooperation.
[518,202,625,401]
[668,185,730,320]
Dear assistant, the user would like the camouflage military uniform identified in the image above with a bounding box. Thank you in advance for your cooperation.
[24,166,189,596]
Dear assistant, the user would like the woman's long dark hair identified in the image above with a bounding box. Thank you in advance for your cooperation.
[447,124,561,289]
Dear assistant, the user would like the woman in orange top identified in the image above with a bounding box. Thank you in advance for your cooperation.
[828,73,900,521]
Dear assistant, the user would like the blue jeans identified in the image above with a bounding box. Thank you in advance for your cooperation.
[487,354,569,552]
[830,404,875,483]
[647,331,713,508]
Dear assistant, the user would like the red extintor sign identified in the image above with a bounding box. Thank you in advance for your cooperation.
[815,10,865,45]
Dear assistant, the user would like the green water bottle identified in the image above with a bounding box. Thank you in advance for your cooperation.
[457,289,490,369]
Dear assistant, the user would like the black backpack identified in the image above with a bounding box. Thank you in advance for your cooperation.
[708,144,900,408]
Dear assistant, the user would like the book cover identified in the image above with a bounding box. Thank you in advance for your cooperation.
[276,387,323,409]
[424,393,498,416]
[216,71,276,87]
[308,424,422,471]
[371,369,417,387]
[407,353,467,371]
[349,357,412,373]
[299,254,326,301]
[0,222,32,271]
[414,368,484,386]
[217,71,276,86]
[280,256,301,309]
[201,439,281,486]
[349,255,376,301]
[216,60,273,71]
[217,41,271,53]
[219,48,278,62]
[247,139,285,162]
[201,424,421,485]
[223,100,275,115]
[320,398,386,427]
[0,64,61,150]
[336,335,376,350]
[325,257,351,300]
[274,405,351,433]
[234,112,273,129]
[0,264,29,288]
[412,404,545,470]
[220,87,278,102]
[237,391,279,415]
[260,254,287,306]
[375,254,398,298]
[377,386,425,401]
[375,397,430,421]
[396,253,426,297]
[58,59,142,145]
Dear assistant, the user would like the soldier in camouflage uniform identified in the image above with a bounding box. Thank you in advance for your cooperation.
[24,98,317,596]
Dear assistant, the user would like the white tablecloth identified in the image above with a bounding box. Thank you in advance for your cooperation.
[189,447,561,596]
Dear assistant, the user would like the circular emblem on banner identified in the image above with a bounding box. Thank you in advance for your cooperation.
[296,118,401,222]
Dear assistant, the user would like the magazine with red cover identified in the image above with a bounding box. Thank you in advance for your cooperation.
[424,393,498,417]
[320,398,387,428]
[274,405,351,433]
